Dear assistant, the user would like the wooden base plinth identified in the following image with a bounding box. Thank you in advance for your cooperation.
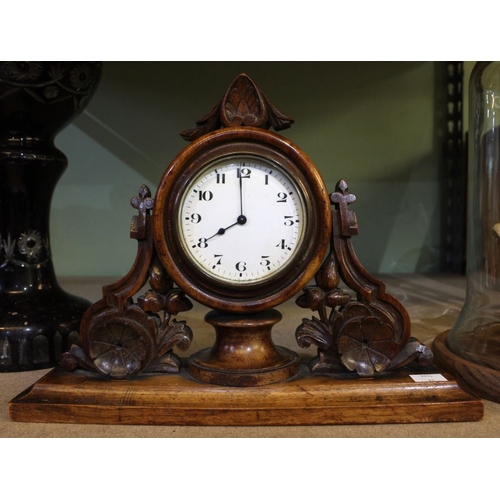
[9,363,483,426]
[433,330,500,403]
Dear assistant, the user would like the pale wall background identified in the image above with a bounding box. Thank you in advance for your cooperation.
[49,61,463,278]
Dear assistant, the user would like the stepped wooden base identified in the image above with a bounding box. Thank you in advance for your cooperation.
[433,330,500,403]
[9,362,483,426]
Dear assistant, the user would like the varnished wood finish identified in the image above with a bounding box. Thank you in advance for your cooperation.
[59,186,193,379]
[153,126,332,313]
[188,309,300,386]
[9,364,483,426]
[15,72,469,419]
[58,74,333,387]
[433,330,500,403]
[331,180,412,349]
[180,73,294,141]
[295,180,432,377]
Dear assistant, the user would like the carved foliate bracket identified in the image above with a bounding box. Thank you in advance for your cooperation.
[180,73,294,141]
[295,179,433,377]
[60,185,193,379]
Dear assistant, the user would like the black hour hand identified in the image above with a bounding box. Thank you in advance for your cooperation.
[206,215,247,241]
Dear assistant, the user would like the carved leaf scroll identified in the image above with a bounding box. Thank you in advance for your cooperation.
[223,75,264,127]
[180,73,294,141]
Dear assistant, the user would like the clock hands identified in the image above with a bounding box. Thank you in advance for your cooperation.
[206,215,247,242]
[239,166,244,217]
[205,165,248,242]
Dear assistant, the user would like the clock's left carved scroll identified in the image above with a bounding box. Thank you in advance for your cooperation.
[61,185,193,379]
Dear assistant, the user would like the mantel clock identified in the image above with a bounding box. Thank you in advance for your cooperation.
[8,72,483,426]
[152,76,332,385]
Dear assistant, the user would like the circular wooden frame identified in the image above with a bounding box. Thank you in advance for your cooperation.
[153,127,332,313]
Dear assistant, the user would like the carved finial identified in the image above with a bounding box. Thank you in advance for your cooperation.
[180,73,294,141]
[330,179,358,236]
[331,179,356,204]
[130,185,154,240]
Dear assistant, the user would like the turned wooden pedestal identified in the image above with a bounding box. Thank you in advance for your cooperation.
[188,310,300,386]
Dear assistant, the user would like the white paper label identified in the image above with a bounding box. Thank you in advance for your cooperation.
[410,374,447,383]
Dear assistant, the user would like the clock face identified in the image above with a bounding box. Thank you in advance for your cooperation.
[154,127,331,313]
[178,155,306,286]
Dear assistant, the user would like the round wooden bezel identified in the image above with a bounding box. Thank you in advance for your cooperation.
[153,127,332,313]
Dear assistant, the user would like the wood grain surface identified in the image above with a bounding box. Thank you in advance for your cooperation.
[4,274,500,436]
[9,363,483,426]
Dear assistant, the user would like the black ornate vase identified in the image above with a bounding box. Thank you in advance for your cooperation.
[0,61,102,371]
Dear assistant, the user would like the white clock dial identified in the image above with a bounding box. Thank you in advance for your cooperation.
[178,155,306,285]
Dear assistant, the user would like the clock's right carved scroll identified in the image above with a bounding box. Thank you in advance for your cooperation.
[295,179,433,377]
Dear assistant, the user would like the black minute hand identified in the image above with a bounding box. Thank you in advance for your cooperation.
[239,167,244,216]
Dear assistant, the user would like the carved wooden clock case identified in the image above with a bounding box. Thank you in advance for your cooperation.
[9,73,483,425]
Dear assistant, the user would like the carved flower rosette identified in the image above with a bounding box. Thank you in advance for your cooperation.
[296,266,408,377]
[62,282,194,380]
[334,303,398,376]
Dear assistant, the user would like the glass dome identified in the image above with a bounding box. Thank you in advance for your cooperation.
[447,62,500,372]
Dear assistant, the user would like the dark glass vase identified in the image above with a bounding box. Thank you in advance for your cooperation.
[0,61,102,371]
